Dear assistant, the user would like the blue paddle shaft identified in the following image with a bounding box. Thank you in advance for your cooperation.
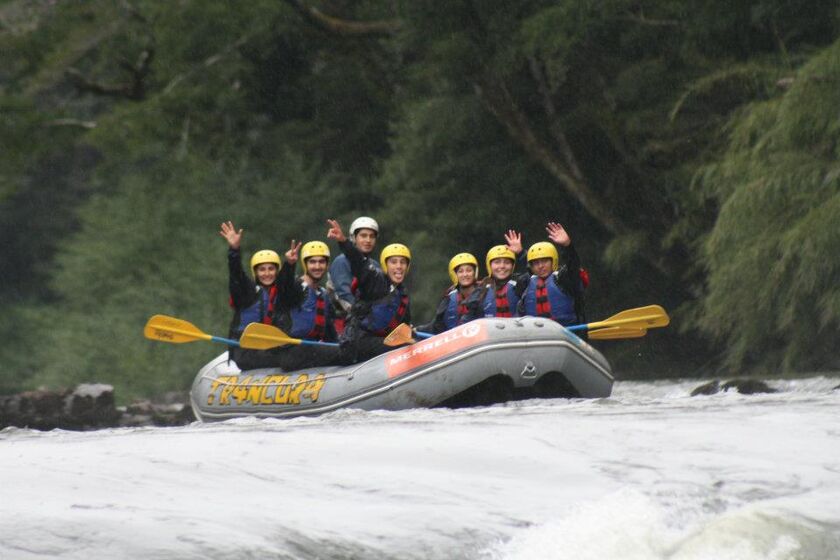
[217,336,338,348]
[211,335,240,346]
[299,339,340,348]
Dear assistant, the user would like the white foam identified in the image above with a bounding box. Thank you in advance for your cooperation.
[488,490,840,560]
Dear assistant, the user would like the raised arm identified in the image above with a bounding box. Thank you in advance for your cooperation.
[221,221,254,308]
[284,238,302,266]
[505,229,523,255]
[326,219,347,243]
[220,221,243,250]
[546,222,571,247]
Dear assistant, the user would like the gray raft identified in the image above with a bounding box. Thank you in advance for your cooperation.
[190,317,614,421]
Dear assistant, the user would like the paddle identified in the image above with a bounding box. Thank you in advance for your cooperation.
[382,324,434,347]
[382,305,669,346]
[239,322,340,349]
[382,323,415,346]
[588,326,647,340]
[144,315,239,346]
[567,305,669,333]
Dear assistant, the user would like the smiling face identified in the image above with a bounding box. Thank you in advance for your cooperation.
[254,263,278,287]
[529,257,554,279]
[305,256,328,282]
[354,228,378,254]
[455,264,476,288]
[489,257,514,281]
[386,256,409,284]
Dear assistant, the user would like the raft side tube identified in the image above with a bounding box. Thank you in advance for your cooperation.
[190,318,614,421]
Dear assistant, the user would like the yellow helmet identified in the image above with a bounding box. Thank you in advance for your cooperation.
[300,241,330,274]
[448,252,478,285]
[250,249,282,277]
[380,243,412,271]
[301,241,330,262]
[485,245,516,276]
[526,242,559,271]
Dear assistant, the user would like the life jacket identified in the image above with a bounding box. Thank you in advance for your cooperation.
[289,281,330,341]
[360,285,410,336]
[232,285,277,335]
[522,273,577,325]
[332,275,362,336]
[483,280,518,318]
[443,288,474,330]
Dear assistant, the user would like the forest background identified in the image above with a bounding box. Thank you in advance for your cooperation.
[1,0,838,399]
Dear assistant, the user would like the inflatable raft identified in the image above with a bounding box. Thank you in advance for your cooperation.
[190,316,614,421]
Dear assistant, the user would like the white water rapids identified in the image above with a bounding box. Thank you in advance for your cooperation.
[2,377,839,559]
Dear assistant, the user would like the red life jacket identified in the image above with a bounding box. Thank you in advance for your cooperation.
[494,284,513,317]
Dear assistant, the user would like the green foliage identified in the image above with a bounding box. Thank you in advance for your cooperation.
[695,39,840,372]
[26,149,349,398]
[1,0,839,397]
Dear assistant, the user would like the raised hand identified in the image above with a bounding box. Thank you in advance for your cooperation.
[219,221,243,250]
[505,229,523,254]
[285,239,302,264]
[326,219,346,243]
[546,222,571,247]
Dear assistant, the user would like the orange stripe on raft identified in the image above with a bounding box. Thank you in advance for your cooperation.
[385,322,488,378]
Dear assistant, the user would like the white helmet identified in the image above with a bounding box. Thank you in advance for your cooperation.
[349,216,379,237]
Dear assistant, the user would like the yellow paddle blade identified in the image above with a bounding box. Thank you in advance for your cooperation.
[144,315,211,344]
[589,326,647,340]
[586,305,670,331]
[239,322,300,350]
[383,323,416,347]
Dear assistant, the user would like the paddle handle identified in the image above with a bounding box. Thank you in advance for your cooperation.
[211,335,240,347]
[298,339,340,348]
[415,331,433,339]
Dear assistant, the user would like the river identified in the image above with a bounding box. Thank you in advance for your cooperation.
[1,376,838,559]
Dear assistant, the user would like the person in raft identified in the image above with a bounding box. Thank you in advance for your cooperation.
[286,241,339,344]
[326,218,411,361]
[327,216,380,333]
[416,252,486,334]
[220,220,297,370]
[480,241,520,318]
[508,222,586,327]
[220,222,350,371]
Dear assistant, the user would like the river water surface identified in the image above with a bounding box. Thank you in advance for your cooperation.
[2,377,839,559]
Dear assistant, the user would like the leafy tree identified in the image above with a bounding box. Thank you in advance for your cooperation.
[1,0,838,397]
[694,39,840,372]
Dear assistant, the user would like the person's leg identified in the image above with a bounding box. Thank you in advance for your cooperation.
[273,345,355,370]
[353,333,407,362]
[230,346,286,370]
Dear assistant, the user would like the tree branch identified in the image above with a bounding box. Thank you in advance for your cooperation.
[475,71,674,276]
[66,48,154,101]
[474,73,628,237]
[620,9,680,27]
[162,35,251,95]
[43,118,97,129]
[282,0,400,37]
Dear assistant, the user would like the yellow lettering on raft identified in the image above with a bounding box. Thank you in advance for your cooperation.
[259,376,281,404]
[247,377,265,405]
[207,376,224,405]
[208,373,327,408]
[274,375,291,404]
[301,374,327,403]
[231,375,252,404]
[219,375,238,405]
[287,374,309,405]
